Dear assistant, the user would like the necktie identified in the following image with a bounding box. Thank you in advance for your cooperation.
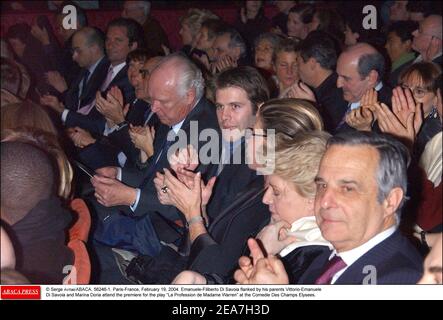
[100,65,114,92]
[335,103,353,131]
[314,255,347,284]
[79,69,90,98]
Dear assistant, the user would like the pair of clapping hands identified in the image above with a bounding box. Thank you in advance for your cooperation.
[346,87,424,148]
[153,145,217,222]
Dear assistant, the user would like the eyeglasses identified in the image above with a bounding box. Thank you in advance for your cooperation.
[139,69,150,79]
[400,84,429,99]
[245,127,267,139]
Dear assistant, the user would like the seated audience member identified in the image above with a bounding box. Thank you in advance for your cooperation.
[294,31,348,131]
[86,54,220,283]
[1,141,74,284]
[123,66,270,284]
[2,128,74,200]
[67,50,162,170]
[418,233,442,284]
[193,18,224,64]
[234,0,271,53]
[235,131,424,284]
[336,43,392,133]
[407,1,434,23]
[254,32,282,73]
[271,1,296,35]
[342,15,386,49]
[412,15,442,65]
[385,21,418,87]
[44,3,88,89]
[172,131,333,285]
[178,8,218,56]
[373,75,442,233]
[5,23,58,97]
[121,0,169,55]
[1,57,22,106]
[41,18,141,136]
[287,3,315,41]
[309,8,345,48]
[0,40,31,100]
[272,38,299,97]
[398,62,441,157]
[389,1,410,22]
[209,27,248,74]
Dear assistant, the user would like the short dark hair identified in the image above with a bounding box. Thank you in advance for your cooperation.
[1,141,56,225]
[77,26,105,51]
[387,21,418,42]
[289,3,315,24]
[107,17,146,49]
[214,66,270,113]
[126,48,158,64]
[400,62,442,94]
[357,51,385,82]
[406,1,434,17]
[327,131,410,211]
[299,31,337,70]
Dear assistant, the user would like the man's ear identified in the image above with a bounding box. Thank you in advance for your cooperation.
[383,187,404,218]
[186,87,196,105]
[368,69,379,87]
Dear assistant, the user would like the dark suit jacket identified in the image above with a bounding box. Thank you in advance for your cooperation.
[188,177,270,277]
[313,72,348,132]
[297,230,423,284]
[63,56,109,112]
[77,99,159,170]
[336,82,392,134]
[121,97,220,225]
[65,63,135,136]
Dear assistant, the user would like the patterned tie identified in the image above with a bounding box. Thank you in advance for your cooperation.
[79,69,90,98]
[315,255,347,284]
[100,65,114,92]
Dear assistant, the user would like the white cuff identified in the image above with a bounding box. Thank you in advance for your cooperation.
[130,188,141,212]
[61,109,69,123]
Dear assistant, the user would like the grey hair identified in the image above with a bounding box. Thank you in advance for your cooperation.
[217,28,247,59]
[155,53,205,101]
[327,131,410,214]
[254,32,282,50]
[357,52,385,82]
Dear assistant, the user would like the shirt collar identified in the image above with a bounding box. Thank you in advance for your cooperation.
[349,82,384,110]
[110,62,127,79]
[330,223,398,268]
[87,55,104,74]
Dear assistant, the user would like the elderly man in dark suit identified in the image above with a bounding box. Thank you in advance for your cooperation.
[87,54,220,283]
[235,131,423,285]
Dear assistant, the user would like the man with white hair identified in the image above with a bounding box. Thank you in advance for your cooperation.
[122,0,170,55]
[412,14,442,65]
[88,54,220,282]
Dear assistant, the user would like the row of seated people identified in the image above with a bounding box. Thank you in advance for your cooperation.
[0,4,441,285]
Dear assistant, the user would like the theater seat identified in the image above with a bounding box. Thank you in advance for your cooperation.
[69,198,91,243]
[64,239,91,285]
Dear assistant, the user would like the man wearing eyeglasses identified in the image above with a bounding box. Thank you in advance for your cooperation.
[412,15,442,65]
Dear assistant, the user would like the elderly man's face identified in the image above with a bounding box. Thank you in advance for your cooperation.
[412,18,438,55]
[212,33,234,62]
[336,53,372,103]
[148,68,193,126]
[314,145,390,252]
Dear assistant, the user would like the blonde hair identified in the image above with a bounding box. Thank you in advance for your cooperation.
[271,131,330,198]
[1,101,58,135]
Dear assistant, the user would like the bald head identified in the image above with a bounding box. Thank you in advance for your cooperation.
[336,43,385,102]
[1,142,55,225]
[412,15,442,57]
